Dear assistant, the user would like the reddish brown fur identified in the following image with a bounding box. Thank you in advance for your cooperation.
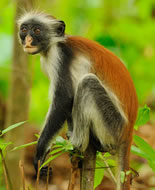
[67,36,138,137]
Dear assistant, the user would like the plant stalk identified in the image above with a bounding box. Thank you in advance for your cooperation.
[0,149,10,190]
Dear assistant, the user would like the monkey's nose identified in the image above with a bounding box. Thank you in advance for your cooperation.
[25,35,33,46]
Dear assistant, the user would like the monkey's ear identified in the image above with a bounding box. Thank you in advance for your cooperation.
[56,20,65,36]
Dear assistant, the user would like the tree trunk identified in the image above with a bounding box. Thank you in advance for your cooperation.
[5,0,35,189]
[80,144,96,190]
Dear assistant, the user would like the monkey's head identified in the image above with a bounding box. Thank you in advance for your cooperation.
[18,12,66,54]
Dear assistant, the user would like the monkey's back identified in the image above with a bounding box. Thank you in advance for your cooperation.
[67,36,138,128]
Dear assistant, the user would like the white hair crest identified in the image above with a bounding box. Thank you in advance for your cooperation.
[17,11,57,26]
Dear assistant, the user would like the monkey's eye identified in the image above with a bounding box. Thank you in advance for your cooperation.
[21,27,28,33]
[34,28,41,35]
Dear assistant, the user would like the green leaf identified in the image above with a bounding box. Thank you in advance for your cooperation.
[0,121,27,136]
[103,152,111,158]
[132,135,155,172]
[133,135,155,160]
[49,147,64,155]
[40,152,64,170]
[55,136,66,145]
[135,105,150,130]
[12,141,37,151]
[34,134,40,139]
[64,143,74,151]
[94,161,104,188]
[131,145,148,159]
[120,171,125,183]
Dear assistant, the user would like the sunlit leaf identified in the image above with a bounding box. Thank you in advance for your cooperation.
[12,141,37,151]
[120,171,125,183]
[1,121,27,136]
[133,135,155,160]
[131,145,147,159]
[55,136,66,145]
[40,152,64,170]
[135,105,150,130]
[94,161,104,188]
[49,147,64,155]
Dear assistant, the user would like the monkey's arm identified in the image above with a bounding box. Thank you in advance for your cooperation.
[34,84,73,170]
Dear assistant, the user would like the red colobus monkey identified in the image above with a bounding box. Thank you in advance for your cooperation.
[18,11,138,190]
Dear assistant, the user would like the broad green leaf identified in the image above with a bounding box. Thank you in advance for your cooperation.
[55,136,66,145]
[40,152,64,170]
[133,135,155,160]
[135,105,150,130]
[103,152,111,158]
[0,121,26,136]
[12,141,37,151]
[120,171,125,183]
[64,143,74,151]
[131,145,147,159]
[94,161,104,188]
[107,159,116,167]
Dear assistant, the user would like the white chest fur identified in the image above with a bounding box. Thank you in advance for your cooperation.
[40,45,61,99]
[70,55,91,91]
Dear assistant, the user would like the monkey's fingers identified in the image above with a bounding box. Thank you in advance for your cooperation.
[40,166,52,177]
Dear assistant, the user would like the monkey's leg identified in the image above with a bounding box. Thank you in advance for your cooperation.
[116,136,133,190]
[70,73,125,152]
[70,74,129,189]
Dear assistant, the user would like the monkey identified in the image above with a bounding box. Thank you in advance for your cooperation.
[18,11,138,190]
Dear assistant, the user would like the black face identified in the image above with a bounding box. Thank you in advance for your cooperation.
[19,19,51,54]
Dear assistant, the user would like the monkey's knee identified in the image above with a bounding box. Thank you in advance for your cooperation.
[77,73,99,91]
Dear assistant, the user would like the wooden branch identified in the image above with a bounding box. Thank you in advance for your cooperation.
[68,155,79,190]
[19,160,26,190]
[80,144,96,190]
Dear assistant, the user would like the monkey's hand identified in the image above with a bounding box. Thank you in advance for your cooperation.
[34,151,52,179]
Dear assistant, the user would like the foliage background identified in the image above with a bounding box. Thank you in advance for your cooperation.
[0,0,155,124]
[0,0,155,123]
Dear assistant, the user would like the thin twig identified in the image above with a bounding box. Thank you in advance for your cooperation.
[0,149,9,190]
[103,159,117,184]
[80,166,115,170]
[19,160,26,190]
[46,163,50,190]
[35,160,40,190]
[68,156,79,190]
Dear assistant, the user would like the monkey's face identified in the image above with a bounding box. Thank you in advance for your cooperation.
[18,13,66,55]
[19,20,51,54]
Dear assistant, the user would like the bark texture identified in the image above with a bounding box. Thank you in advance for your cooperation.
[80,145,96,190]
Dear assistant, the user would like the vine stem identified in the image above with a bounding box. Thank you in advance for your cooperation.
[103,159,117,184]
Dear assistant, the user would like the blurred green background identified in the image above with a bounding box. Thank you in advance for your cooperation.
[0,0,155,125]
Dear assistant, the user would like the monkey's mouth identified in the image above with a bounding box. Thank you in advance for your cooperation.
[24,45,39,54]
